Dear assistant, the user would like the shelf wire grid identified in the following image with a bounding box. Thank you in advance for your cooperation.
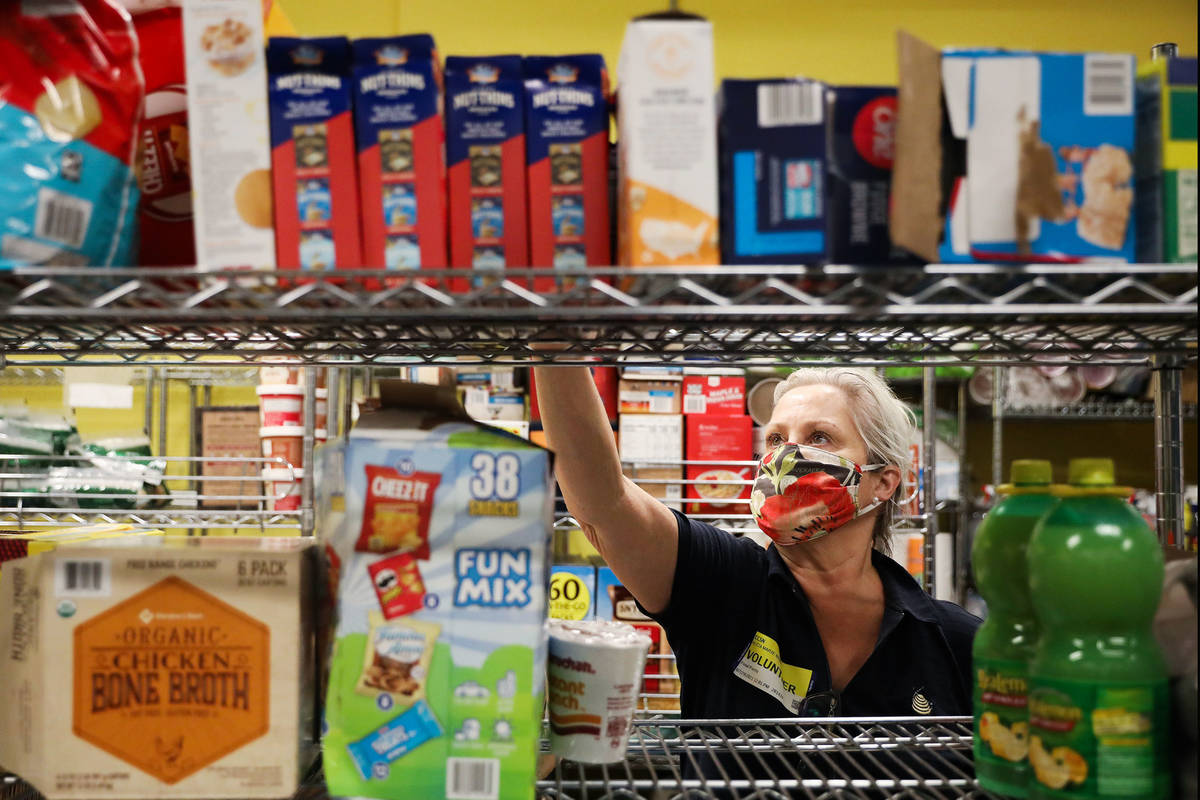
[1,265,1194,365]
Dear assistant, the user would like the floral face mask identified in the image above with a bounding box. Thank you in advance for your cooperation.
[749,443,885,544]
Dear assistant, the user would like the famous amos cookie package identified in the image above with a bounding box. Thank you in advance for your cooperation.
[321,381,553,799]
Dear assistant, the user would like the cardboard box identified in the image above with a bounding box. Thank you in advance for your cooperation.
[619,376,682,415]
[685,414,752,515]
[462,386,527,421]
[322,382,552,799]
[0,538,317,798]
[618,413,682,510]
[1136,55,1198,263]
[892,33,1009,263]
[181,0,276,269]
[445,56,528,289]
[548,564,596,621]
[617,14,719,267]
[268,37,362,270]
[968,51,1137,261]
[353,35,447,270]
[595,567,679,711]
[197,406,261,509]
[682,371,746,415]
[524,55,610,288]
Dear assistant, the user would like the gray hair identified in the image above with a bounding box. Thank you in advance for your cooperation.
[773,367,917,555]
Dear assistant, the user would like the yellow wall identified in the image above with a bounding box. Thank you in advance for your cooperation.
[282,0,1197,83]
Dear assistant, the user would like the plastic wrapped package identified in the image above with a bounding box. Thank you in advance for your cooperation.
[0,0,145,268]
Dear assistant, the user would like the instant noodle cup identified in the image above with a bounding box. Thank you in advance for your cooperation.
[261,426,304,469]
[547,618,651,764]
[257,384,305,427]
[262,467,302,511]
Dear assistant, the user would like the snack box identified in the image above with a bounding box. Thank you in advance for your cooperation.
[1136,54,1198,264]
[617,13,719,267]
[618,413,682,511]
[445,56,528,290]
[268,36,362,270]
[595,567,679,711]
[967,51,1137,262]
[353,35,447,271]
[322,381,553,800]
[682,370,746,415]
[549,564,596,621]
[0,525,163,571]
[524,54,610,290]
[0,537,317,799]
[685,414,753,515]
[618,374,682,415]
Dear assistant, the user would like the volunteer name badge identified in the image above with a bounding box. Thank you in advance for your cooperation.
[733,631,814,714]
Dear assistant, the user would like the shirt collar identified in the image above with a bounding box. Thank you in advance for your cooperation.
[765,543,941,624]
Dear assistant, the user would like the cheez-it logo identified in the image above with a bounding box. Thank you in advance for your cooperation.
[73,576,270,783]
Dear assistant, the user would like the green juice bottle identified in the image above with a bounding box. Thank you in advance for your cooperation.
[1027,458,1169,800]
[973,459,1058,798]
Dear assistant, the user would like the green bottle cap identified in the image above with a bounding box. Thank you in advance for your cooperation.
[1067,458,1116,487]
[1010,459,1053,486]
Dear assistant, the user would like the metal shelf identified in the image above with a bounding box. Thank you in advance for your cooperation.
[2,718,990,800]
[1,264,1194,366]
[989,399,1199,421]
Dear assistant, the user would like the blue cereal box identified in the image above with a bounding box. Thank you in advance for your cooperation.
[352,35,447,272]
[548,564,596,621]
[445,56,528,290]
[323,382,553,800]
[967,52,1137,261]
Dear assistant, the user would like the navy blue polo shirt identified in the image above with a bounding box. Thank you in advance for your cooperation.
[644,511,980,719]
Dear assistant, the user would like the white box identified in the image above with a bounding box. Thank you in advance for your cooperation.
[617,15,719,266]
[618,413,683,510]
[182,0,276,268]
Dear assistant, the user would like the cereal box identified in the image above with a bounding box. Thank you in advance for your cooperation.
[967,51,1137,261]
[524,54,610,289]
[617,13,719,267]
[445,56,528,290]
[618,374,682,415]
[1136,54,1198,263]
[685,414,752,515]
[322,382,553,800]
[0,538,317,798]
[353,35,447,271]
[267,37,362,270]
[181,0,275,269]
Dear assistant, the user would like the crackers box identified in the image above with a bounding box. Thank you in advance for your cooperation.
[685,414,752,515]
[618,375,682,415]
[181,0,276,268]
[524,54,610,290]
[548,565,596,621]
[445,56,528,290]
[268,37,362,270]
[322,382,553,800]
[617,14,719,267]
[353,35,447,271]
[967,51,1136,261]
[618,413,682,511]
[0,538,317,798]
[682,370,746,415]
[1136,55,1198,263]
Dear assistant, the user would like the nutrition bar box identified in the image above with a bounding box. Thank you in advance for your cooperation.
[353,35,447,271]
[1136,55,1198,264]
[445,56,528,290]
[524,54,610,290]
[267,37,362,270]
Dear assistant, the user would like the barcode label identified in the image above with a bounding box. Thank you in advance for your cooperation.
[446,757,499,800]
[757,82,824,128]
[683,394,707,415]
[1084,55,1132,116]
[648,393,674,414]
[34,187,92,248]
[55,558,110,597]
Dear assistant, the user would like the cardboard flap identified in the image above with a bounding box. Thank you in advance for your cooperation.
[891,30,944,263]
[378,380,473,422]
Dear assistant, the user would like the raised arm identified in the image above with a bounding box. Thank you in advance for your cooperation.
[532,366,679,613]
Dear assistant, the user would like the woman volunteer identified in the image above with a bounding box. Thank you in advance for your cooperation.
[533,365,979,718]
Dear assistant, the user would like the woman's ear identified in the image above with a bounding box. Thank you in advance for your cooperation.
[875,465,902,502]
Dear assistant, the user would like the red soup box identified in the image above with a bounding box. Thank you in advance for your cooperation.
[686,414,753,515]
[682,373,746,416]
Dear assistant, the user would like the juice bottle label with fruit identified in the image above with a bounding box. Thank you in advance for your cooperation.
[974,656,1031,788]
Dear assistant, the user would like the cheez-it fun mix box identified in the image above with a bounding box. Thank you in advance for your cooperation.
[322,382,553,800]
[523,54,610,289]
[445,56,528,290]
[268,37,362,270]
[0,538,318,799]
[353,35,447,272]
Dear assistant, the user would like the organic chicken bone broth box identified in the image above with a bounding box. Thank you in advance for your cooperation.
[322,382,553,800]
[0,538,318,798]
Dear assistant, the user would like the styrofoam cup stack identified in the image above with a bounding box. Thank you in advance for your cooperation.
[256,384,305,427]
